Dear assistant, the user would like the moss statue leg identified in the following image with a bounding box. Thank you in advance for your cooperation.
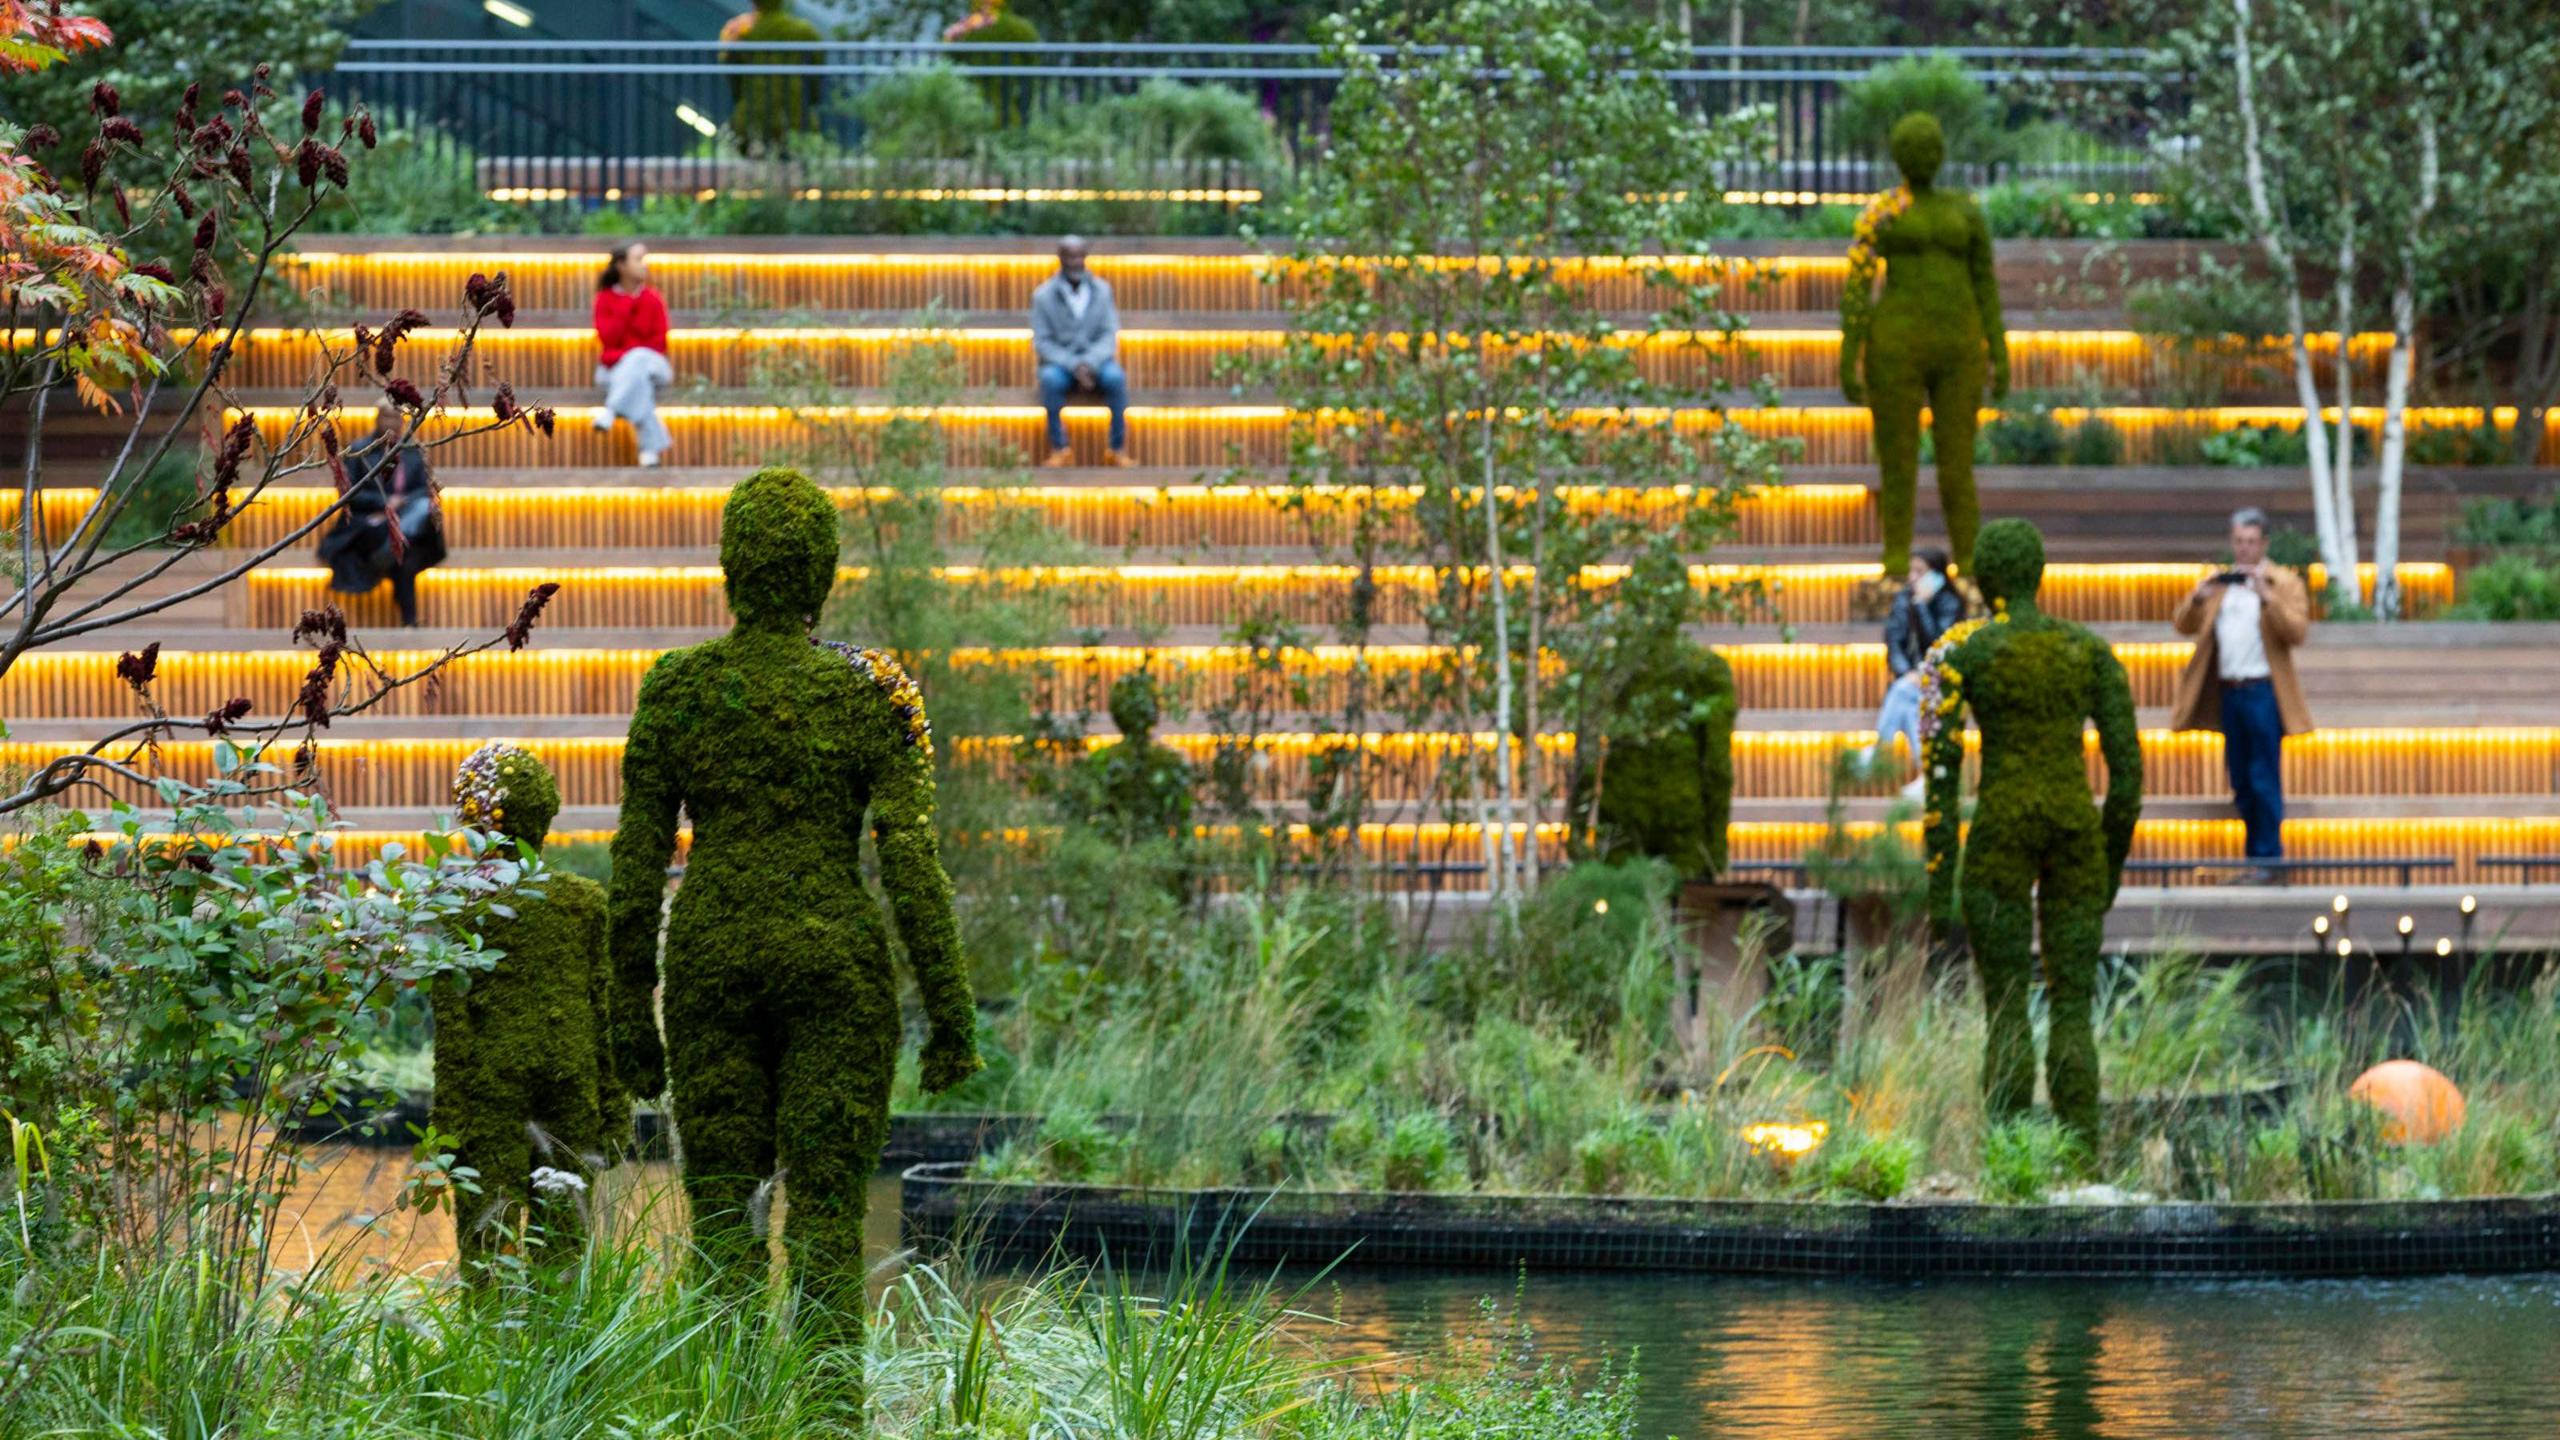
[1868,350,1925,576]
[2037,836,2110,1150]
[665,976,779,1291]
[1960,833,2039,1123]
[1928,358,1984,574]
[774,969,897,1341]
[449,1078,533,1272]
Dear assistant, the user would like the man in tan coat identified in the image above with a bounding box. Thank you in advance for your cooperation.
[2170,507,2314,884]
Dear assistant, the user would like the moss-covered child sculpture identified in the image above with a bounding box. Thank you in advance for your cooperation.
[1571,551,1738,878]
[1921,519,2141,1147]
[1840,112,2009,575]
[432,743,616,1269]
[610,466,979,1339]
[1073,670,1195,844]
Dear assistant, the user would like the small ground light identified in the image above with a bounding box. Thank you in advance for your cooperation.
[2336,937,2353,958]
[2460,894,2478,916]
[1593,898,1608,915]
[2332,893,2352,915]
[2398,915,2415,936]
[2436,938,2454,957]
[2312,914,2330,937]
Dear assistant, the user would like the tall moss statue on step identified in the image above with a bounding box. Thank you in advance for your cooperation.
[1570,550,1737,878]
[432,743,618,1271]
[1841,112,2009,575]
[609,467,979,1354]
[723,0,820,155]
[1921,519,2141,1148]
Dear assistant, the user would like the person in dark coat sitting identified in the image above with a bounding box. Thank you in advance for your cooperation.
[318,406,447,626]
[1859,545,1965,798]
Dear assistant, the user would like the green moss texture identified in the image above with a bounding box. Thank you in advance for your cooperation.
[726,0,822,154]
[609,466,978,1346]
[1922,520,2141,1146]
[1576,620,1738,879]
[1073,671,1195,845]
[433,746,615,1271]
[1840,113,2010,575]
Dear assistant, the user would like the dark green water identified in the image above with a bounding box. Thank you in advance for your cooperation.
[1311,1267,2560,1439]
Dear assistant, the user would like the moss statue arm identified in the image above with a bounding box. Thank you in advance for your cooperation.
[2090,636,2144,901]
[1839,269,1872,407]
[605,663,681,1101]
[1966,201,2008,402]
[1696,664,1736,877]
[583,884,627,1134]
[1921,653,1968,922]
[871,742,980,1095]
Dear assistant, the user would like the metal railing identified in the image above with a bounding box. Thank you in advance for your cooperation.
[317,40,2162,213]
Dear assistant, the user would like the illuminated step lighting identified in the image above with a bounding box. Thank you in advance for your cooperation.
[276,250,1857,315]
[237,560,2453,629]
[3,482,1876,552]
[201,325,2392,393]
[50,817,2556,888]
[17,729,2552,811]
[481,0,534,25]
[0,642,2202,719]
[233,402,2553,469]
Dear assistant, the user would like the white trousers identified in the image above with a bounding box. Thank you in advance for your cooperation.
[596,347,673,454]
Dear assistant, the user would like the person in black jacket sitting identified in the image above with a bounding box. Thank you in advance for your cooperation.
[317,406,447,626]
[1860,545,1964,798]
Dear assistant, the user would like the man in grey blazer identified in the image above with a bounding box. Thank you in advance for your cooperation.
[1030,236,1134,466]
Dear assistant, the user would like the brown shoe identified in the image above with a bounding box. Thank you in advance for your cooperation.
[1104,447,1137,468]
[1040,448,1076,468]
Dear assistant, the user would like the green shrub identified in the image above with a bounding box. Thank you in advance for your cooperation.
[2200,421,2305,468]
[1979,401,2066,465]
[1821,1131,1919,1201]
[1324,1106,1380,1177]
[2450,553,2560,619]
[1079,78,1282,168]
[98,448,200,549]
[1378,1111,1460,1192]
[1838,54,2000,164]
[2066,416,2123,467]
[309,127,507,235]
[2455,492,2560,554]
[853,64,995,160]
[2406,422,2507,467]
[1244,1122,1292,1185]
[1573,1109,1669,1196]
[1978,1116,2086,1202]
[2265,527,2322,571]
[1976,180,2145,241]
[1035,1105,1122,1181]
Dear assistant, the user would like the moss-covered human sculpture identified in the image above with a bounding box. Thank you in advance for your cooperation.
[1921,519,2140,1147]
[724,0,820,155]
[609,466,979,1344]
[432,743,617,1271]
[1570,553,1738,878]
[1840,112,2009,576]
[1072,671,1195,845]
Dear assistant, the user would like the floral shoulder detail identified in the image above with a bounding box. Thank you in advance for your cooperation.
[1916,615,1989,745]
[816,639,934,760]
[1841,183,1915,345]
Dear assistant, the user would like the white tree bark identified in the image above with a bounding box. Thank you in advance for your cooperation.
[2373,105,2442,620]
[2329,216,2362,599]
[1481,410,1523,903]
[2228,0,2358,604]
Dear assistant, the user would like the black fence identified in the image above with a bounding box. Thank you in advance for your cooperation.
[317,41,2164,213]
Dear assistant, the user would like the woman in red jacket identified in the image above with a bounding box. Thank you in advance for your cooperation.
[593,243,674,467]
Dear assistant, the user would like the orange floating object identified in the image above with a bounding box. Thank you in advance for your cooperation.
[2349,1060,2467,1145]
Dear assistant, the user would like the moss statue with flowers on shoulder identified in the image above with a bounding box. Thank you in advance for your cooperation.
[1840,111,2009,577]
[432,742,619,1271]
[609,465,978,1349]
[1920,519,2140,1148]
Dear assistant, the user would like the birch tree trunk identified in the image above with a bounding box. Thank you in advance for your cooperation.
[2373,114,2441,621]
[2329,217,2363,599]
[2228,0,2359,605]
[1482,410,1523,904]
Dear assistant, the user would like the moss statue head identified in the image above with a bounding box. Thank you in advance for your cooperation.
[720,466,839,631]
[1972,518,2046,607]
[1108,670,1161,741]
[1889,112,1945,188]
[453,741,561,849]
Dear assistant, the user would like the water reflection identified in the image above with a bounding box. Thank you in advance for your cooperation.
[282,1147,2560,1438]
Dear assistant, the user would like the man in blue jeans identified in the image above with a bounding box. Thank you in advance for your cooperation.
[1030,235,1133,467]
[2171,507,2314,885]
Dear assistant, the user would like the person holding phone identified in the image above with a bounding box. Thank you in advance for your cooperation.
[2170,507,2314,883]
[1860,546,1965,798]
